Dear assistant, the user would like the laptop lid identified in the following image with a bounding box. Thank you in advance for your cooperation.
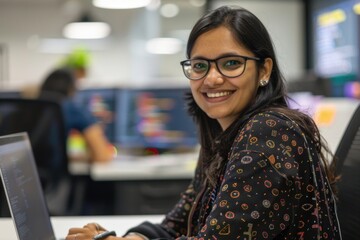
[0,132,56,240]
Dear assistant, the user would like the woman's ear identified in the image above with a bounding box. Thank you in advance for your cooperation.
[259,58,273,82]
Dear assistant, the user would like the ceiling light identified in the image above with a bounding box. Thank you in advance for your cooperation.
[160,3,179,18]
[93,0,152,9]
[146,38,182,54]
[63,13,111,39]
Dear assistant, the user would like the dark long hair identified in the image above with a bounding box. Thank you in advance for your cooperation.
[186,6,337,189]
[39,68,77,100]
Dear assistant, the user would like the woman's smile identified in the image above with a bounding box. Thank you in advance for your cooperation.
[202,90,235,102]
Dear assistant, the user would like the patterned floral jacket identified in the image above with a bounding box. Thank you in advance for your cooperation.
[125,111,341,239]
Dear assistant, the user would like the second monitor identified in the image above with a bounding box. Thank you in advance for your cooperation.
[115,87,198,152]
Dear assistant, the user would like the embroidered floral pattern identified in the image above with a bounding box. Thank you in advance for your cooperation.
[161,112,341,239]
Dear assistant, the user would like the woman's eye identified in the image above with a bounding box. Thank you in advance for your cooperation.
[223,60,242,69]
[193,62,208,72]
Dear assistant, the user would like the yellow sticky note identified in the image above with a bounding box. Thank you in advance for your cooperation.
[314,105,336,126]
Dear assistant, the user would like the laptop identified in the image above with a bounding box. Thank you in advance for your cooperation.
[0,132,62,240]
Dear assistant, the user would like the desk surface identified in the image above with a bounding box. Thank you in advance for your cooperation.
[70,152,198,181]
[314,98,359,154]
[92,152,197,181]
[0,215,164,239]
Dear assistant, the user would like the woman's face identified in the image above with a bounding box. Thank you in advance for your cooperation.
[189,26,272,130]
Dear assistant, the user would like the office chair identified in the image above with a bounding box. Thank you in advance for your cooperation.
[0,98,83,216]
[331,104,360,239]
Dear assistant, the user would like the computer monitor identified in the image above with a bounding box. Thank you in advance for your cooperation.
[73,88,117,142]
[115,87,198,152]
[310,0,360,96]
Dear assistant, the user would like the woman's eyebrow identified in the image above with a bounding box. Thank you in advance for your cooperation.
[190,52,245,60]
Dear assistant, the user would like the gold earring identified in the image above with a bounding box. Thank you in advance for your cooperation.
[259,79,268,87]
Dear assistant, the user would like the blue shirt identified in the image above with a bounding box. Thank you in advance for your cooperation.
[62,99,97,135]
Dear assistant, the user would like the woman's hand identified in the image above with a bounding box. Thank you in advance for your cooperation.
[65,222,105,240]
[65,223,145,240]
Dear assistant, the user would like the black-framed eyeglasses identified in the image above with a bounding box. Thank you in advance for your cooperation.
[180,54,262,80]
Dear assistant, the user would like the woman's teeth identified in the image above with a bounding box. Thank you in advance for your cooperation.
[206,91,232,98]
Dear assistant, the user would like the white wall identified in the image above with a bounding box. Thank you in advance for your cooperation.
[0,0,304,91]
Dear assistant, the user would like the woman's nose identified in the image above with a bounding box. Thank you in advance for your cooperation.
[203,63,224,86]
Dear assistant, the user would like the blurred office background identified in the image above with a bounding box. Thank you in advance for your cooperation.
[0,0,305,89]
[1,0,359,91]
[1,0,360,220]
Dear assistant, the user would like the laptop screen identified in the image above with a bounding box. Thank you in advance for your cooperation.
[0,133,55,240]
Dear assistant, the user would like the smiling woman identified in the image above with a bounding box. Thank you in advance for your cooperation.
[185,26,273,130]
[65,5,341,240]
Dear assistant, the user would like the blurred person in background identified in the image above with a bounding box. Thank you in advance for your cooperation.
[39,68,113,163]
